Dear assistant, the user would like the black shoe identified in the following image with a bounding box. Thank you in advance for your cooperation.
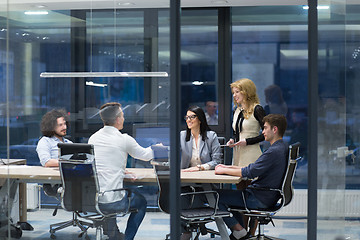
[229,233,237,240]
[246,232,254,239]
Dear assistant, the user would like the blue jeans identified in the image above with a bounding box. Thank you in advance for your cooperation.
[98,190,147,240]
[216,189,268,229]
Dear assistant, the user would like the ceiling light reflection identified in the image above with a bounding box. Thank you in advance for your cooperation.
[303,5,330,10]
[24,11,49,15]
[86,81,108,87]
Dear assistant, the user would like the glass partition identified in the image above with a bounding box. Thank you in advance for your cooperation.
[2,1,360,239]
[1,2,172,239]
[232,5,309,188]
[180,9,219,125]
[317,1,360,239]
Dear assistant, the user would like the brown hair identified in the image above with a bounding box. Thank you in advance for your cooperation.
[40,109,69,137]
[263,114,287,137]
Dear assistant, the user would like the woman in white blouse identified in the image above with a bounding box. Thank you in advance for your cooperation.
[179,105,222,240]
[180,105,222,172]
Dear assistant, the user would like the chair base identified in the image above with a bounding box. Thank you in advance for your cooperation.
[248,235,285,240]
[49,212,93,239]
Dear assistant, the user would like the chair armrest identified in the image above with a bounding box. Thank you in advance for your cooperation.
[97,187,140,217]
[150,160,169,166]
[247,185,281,193]
[180,190,220,219]
[100,185,143,195]
[230,187,282,213]
[100,187,133,195]
[180,190,219,209]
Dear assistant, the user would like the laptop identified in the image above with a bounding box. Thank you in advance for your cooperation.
[57,143,94,162]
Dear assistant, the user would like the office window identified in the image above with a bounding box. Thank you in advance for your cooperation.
[180,9,219,125]
[232,6,309,188]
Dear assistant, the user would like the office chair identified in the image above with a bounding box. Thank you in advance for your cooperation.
[54,143,135,240]
[151,145,231,240]
[48,143,94,239]
[229,142,301,240]
[191,136,226,238]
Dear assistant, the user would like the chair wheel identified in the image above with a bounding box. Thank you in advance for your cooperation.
[50,234,56,239]
[210,233,215,238]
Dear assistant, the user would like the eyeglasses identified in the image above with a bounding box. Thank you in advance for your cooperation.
[184,115,197,121]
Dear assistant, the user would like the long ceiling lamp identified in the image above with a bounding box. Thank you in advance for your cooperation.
[40,72,168,78]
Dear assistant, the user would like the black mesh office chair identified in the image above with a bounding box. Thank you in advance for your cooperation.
[151,145,231,240]
[48,143,94,239]
[54,143,135,240]
[229,142,301,240]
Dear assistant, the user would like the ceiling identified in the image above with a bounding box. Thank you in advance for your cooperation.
[2,0,310,11]
[1,0,359,61]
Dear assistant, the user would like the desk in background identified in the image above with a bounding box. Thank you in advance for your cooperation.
[0,159,26,165]
[0,159,28,226]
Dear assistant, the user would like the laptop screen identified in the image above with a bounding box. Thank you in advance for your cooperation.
[58,143,94,162]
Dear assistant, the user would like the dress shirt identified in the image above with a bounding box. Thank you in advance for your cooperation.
[36,136,72,166]
[241,139,288,206]
[88,126,153,203]
[205,112,218,125]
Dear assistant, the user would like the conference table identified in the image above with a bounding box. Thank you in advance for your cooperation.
[0,165,242,239]
[0,166,241,184]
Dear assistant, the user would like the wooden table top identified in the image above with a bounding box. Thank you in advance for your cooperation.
[0,165,241,184]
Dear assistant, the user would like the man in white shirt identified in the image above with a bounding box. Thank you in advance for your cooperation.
[205,101,218,125]
[88,102,153,240]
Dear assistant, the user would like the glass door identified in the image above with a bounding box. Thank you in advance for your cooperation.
[317,1,360,239]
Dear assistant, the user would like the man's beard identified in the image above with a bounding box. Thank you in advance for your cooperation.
[54,131,66,138]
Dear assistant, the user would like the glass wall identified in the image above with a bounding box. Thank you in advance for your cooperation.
[317,1,360,239]
[232,6,309,188]
[1,1,360,239]
[180,9,219,124]
[1,2,172,239]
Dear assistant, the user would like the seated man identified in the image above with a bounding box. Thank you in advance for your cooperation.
[88,102,154,240]
[215,114,288,240]
[205,101,218,125]
[36,109,72,196]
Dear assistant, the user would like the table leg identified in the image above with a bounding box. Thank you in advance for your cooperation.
[215,218,230,240]
[202,183,230,240]
[19,183,27,223]
[18,183,33,230]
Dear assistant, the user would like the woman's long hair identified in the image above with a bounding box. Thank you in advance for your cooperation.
[230,78,260,119]
[185,105,211,142]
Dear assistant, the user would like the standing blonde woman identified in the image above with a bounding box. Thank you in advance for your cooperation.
[227,78,266,168]
[227,78,266,237]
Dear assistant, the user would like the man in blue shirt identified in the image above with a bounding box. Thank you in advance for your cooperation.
[215,114,288,240]
[36,109,72,167]
[36,109,72,196]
